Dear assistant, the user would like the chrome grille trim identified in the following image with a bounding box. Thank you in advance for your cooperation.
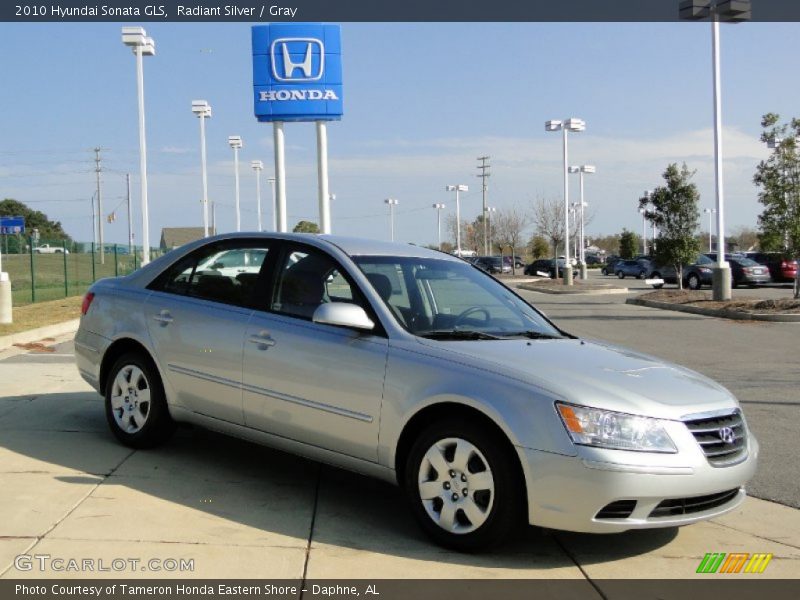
[682,408,748,467]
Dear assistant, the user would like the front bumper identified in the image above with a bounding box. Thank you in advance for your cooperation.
[516,428,759,534]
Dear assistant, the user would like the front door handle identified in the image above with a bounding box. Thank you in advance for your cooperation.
[152,310,173,325]
[248,331,276,348]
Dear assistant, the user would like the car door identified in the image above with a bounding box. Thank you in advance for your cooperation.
[145,239,272,425]
[242,243,388,462]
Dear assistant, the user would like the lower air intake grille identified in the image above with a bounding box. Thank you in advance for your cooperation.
[649,488,740,518]
[595,500,637,519]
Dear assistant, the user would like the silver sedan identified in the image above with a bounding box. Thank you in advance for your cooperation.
[75,233,758,551]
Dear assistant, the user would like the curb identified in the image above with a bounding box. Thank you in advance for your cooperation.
[0,318,80,351]
[519,283,630,295]
[626,298,800,322]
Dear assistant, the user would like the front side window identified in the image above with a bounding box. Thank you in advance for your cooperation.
[355,256,563,339]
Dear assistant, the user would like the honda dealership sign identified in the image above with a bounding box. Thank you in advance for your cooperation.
[252,23,343,122]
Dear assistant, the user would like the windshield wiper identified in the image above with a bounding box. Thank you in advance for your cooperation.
[419,330,503,341]
[499,330,564,340]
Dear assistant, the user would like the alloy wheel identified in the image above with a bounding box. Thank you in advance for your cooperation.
[110,365,151,434]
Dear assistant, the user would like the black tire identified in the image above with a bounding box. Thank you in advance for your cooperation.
[687,273,701,290]
[601,268,608,276]
[637,271,647,280]
[105,352,175,449]
[617,271,625,279]
[403,418,524,552]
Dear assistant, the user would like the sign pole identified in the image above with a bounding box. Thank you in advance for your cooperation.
[273,121,288,233]
[317,121,331,234]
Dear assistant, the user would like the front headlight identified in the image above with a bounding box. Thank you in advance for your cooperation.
[556,402,677,453]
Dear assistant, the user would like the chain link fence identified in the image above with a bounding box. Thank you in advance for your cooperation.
[0,237,166,306]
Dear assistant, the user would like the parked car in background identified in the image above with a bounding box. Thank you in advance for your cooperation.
[744,251,798,283]
[473,256,511,274]
[614,258,651,279]
[601,256,622,276]
[34,244,69,254]
[647,254,715,290]
[585,255,603,265]
[525,258,578,279]
[727,256,772,288]
[503,256,526,270]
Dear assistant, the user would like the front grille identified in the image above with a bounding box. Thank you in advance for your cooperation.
[649,488,740,518]
[595,500,637,519]
[683,409,747,466]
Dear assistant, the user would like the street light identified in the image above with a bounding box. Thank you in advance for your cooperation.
[121,27,155,265]
[384,198,399,242]
[638,207,648,255]
[546,118,585,284]
[486,206,497,254]
[642,189,658,254]
[191,100,212,236]
[228,136,243,231]
[251,160,264,232]
[569,164,595,279]
[680,0,751,300]
[432,203,446,250]
[267,176,276,231]
[446,184,469,256]
[704,207,717,252]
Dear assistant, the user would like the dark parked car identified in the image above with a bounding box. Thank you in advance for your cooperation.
[601,256,622,276]
[503,255,526,269]
[727,256,772,287]
[744,251,798,283]
[614,258,652,279]
[525,258,577,279]
[647,254,715,290]
[473,256,511,274]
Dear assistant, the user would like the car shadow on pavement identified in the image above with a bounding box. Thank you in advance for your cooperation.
[0,391,678,571]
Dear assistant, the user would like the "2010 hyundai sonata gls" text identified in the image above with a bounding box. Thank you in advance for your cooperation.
[75,233,758,551]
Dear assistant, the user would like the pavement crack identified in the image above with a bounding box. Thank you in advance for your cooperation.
[711,520,800,551]
[552,533,608,600]
[300,464,322,599]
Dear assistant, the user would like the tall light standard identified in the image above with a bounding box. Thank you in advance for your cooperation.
[191,100,212,236]
[569,164,595,279]
[384,198,399,242]
[228,136,243,232]
[546,118,585,284]
[446,184,469,256]
[704,207,717,252]
[432,203,446,250]
[121,27,154,265]
[251,160,264,232]
[268,176,276,231]
[638,207,648,255]
[680,0,751,300]
[642,189,658,253]
[486,206,497,254]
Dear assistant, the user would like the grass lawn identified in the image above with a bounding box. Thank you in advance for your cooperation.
[0,296,83,336]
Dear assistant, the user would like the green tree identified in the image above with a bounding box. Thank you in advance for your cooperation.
[0,198,72,253]
[640,163,700,290]
[618,229,638,259]
[753,113,800,297]
[292,220,320,233]
[528,235,550,259]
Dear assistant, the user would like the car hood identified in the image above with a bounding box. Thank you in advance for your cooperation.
[415,337,737,420]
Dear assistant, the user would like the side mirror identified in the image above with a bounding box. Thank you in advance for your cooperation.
[312,303,375,331]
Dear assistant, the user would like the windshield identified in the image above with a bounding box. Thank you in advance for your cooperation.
[353,256,564,339]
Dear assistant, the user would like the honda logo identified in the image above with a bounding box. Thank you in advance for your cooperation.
[270,37,324,82]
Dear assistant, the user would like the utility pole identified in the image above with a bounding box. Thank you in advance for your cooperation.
[126,173,134,254]
[94,147,104,264]
[477,156,491,255]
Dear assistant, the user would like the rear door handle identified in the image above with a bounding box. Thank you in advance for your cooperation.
[248,331,276,348]
[152,310,173,325]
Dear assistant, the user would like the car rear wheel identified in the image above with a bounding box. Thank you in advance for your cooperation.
[637,271,647,279]
[105,352,175,449]
[687,273,701,290]
[617,271,625,279]
[601,268,609,276]
[404,418,523,552]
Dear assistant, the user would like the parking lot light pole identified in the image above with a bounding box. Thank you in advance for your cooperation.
[251,160,264,232]
[446,184,469,256]
[569,164,595,279]
[384,198,399,242]
[228,136,243,232]
[191,100,212,236]
[486,206,497,254]
[680,0,751,300]
[432,203,446,250]
[122,27,154,265]
[638,207,648,255]
[546,118,585,285]
[704,207,717,251]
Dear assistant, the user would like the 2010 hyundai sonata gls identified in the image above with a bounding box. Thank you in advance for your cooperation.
[75,233,758,551]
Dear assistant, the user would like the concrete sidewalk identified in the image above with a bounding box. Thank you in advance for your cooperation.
[0,333,798,581]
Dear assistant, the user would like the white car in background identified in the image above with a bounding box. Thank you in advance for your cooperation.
[34,244,69,254]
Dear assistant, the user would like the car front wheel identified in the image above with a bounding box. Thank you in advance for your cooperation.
[105,352,175,449]
[617,271,625,279]
[404,418,523,552]
[687,273,701,290]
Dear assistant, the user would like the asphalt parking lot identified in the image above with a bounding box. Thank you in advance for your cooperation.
[0,291,798,582]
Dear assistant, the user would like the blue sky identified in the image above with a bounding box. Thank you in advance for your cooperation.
[2,21,800,247]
